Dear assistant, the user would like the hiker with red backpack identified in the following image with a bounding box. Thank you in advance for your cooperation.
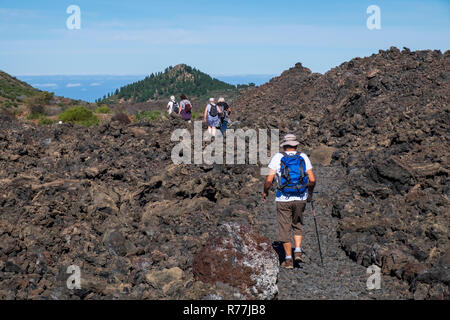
[203,98,222,137]
[179,94,193,122]
[262,134,316,269]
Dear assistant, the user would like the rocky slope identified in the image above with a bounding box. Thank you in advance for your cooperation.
[0,116,268,299]
[0,47,448,300]
[0,114,415,300]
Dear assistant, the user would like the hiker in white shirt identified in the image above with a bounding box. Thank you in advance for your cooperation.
[167,95,178,114]
[263,134,316,268]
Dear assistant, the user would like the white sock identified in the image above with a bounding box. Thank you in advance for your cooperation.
[294,247,302,253]
[285,255,292,260]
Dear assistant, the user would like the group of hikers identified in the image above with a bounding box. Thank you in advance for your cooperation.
[166,95,231,137]
[166,94,193,122]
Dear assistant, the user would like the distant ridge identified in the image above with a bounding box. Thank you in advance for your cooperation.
[100,64,236,103]
[0,70,40,108]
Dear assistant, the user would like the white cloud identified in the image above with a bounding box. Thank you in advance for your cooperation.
[32,83,57,88]
[66,83,82,88]
[89,82,102,86]
[0,8,41,19]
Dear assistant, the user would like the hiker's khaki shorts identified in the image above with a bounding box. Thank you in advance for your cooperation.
[277,200,306,243]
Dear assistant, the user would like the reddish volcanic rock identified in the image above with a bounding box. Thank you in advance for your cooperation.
[193,222,279,300]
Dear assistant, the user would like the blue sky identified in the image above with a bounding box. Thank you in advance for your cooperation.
[1,0,449,76]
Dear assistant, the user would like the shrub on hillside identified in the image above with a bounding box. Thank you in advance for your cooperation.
[59,106,99,126]
[0,109,16,121]
[25,95,45,115]
[38,116,55,126]
[134,110,162,122]
[191,112,203,120]
[26,113,41,120]
[1,100,17,109]
[41,91,54,103]
[111,112,131,125]
[25,91,54,115]
[96,105,111,114]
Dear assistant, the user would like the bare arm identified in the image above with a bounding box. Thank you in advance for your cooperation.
[203,106,208,122]
[263,169,276,200]
[307,169,316,198]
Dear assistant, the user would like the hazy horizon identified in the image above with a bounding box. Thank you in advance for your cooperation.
[16,73,277,102]
[12,72,277,77]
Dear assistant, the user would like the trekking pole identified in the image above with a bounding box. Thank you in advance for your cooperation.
[311,200,324,267]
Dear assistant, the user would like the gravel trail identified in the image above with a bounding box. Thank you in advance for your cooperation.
[255,164,411,299]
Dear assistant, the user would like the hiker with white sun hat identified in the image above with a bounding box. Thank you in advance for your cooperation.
[263,134,317,268]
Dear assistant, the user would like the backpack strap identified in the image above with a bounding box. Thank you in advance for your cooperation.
[295,153,308,190]
[295,151,306,177]
[296,153,306,180]
[279,152,291,190]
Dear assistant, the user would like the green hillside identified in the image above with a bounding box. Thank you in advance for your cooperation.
[0,70,40,109]
[99,64,236,103]
[0,70,91,119]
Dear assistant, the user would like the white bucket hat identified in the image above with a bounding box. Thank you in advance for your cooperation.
[209,97,215,103]
[170,95,176,101]
[280,134,300,147]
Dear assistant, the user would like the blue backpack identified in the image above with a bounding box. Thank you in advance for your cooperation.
[277,152,309,196]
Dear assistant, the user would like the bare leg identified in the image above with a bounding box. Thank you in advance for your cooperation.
[294,235,302,249]
[283,242,292,258]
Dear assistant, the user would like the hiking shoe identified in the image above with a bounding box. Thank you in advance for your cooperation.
[281,258,293,269]
[294,251,305,263]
